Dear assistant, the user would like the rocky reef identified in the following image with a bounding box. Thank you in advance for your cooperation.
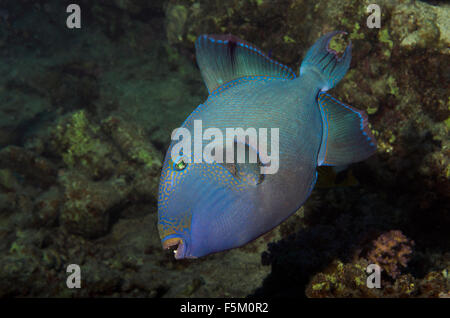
[0,0,448,297]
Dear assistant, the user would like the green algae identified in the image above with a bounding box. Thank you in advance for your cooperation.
[329,34,347,53]
[312,282,327,291]
[283,35,296,44]
[379,28,394,49]
[378,28,393,58]
[55,110,102,169]
[387,75,399,96]
[444,117,450,129]
[367,106,378,115]
[349,22,364,40]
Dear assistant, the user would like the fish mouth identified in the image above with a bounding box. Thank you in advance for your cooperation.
[162,237,186,259]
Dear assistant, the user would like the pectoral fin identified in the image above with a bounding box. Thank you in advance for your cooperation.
[222,140,264,186]
[317,92,377,166]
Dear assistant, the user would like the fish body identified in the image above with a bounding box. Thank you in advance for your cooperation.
[158,32,376,259]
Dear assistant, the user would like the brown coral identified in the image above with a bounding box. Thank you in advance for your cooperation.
[367,230,415,279]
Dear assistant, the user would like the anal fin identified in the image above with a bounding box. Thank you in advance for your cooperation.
[317,92,377,166]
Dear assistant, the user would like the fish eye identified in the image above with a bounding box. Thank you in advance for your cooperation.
[173,156,188,171]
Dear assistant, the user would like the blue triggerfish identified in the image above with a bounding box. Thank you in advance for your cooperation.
[157,31,376,259]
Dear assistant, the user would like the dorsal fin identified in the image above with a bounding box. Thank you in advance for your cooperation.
[195,34,296,93]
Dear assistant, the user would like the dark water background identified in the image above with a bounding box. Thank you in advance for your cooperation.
[0,0,448,297]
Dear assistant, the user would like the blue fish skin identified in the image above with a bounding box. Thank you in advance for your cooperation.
[157,32,376,259]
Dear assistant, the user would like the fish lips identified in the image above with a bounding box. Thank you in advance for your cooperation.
[162,236,190,259]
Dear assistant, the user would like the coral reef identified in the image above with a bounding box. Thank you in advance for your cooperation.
[0,0,448,298]
[59,171,129,238]
[305,258,449,298]
[51,111,163,238]
[0,146,57,188]
[305,259,380,298]
[367,230,414,279]
[51,110,122,179]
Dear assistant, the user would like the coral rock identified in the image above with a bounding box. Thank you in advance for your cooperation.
[59,172,131,239]
[367,230,415,279]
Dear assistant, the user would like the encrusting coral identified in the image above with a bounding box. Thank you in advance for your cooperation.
[50,111,162,238]
[51,110,122,179]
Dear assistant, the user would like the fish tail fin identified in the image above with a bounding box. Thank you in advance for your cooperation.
[317,92,376,166]
[300,31,351,91]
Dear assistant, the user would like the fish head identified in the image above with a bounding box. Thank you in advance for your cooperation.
[157,151,256,259]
